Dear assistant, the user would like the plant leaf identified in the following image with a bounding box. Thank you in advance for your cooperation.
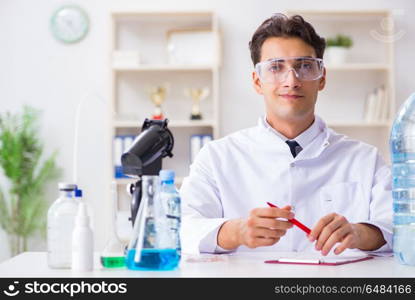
[0,187,12,234]
[0,106,61,247]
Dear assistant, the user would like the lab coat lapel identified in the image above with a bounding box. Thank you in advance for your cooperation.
[294,128,331,161]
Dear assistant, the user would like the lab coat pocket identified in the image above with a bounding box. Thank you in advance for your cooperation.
[319,182,364,221]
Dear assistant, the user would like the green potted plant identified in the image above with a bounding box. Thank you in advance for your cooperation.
[0,106,60,257]
[325,34,353,65]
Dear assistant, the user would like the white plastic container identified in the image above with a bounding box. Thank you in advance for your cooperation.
[71,202,94,271]
[47,183,79,269]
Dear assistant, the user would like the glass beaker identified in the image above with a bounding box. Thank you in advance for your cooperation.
[126,175,180,270]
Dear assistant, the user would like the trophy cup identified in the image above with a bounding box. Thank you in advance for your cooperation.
[149,86,167,120]
[185,88,210,120]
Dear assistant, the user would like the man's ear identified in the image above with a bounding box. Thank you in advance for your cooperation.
[252,71,264,95]
[318,67,326,91]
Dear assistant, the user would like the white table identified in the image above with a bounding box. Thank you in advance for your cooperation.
[0,252,414,278]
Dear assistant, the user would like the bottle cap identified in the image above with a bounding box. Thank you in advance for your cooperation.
[75,189,83,197]
[159,169,175,182]
[76,202,90,227]
[58,182,77,191]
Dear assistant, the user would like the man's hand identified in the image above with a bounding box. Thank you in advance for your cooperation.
[308,213,386,255]
[217,205,294,250]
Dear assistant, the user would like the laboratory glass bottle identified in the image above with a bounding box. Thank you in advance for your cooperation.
[47,183,79,268]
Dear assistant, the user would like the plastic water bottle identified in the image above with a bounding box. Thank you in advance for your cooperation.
[159,170,181,259]
[47,183,79,268]
[390,93,415,265]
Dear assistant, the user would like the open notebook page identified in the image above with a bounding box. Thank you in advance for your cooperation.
[266,249,373,265]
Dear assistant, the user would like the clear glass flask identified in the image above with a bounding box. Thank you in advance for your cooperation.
[126,175,180,270]
[100,181,126,268]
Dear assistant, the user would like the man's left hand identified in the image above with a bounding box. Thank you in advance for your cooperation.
[308,213,362,256]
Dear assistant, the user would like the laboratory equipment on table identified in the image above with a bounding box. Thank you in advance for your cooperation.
[126,175,180,270]
[47,183,79,269]
[121,118,174,226]
[100,182,126,268]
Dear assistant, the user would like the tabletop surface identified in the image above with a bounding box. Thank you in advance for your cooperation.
[0,251,414,278]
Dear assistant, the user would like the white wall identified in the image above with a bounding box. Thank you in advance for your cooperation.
[1,0,414,262]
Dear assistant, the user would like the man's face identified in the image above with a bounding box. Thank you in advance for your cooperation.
[253,37,326,121]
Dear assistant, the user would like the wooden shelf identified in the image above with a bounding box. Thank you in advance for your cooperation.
[287,9,391,15]
[326,63,390,71]
[112,64,216,72]
[111,10,214,21]
[327,122,391,127]
[286,10,391,21]
[115,176,184,185]
[114,119,215,128]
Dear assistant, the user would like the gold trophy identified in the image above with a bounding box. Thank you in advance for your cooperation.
[149,86,167,120]
[185,88,210,120]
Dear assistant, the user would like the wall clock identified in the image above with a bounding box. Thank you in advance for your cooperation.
[50,5,89,44]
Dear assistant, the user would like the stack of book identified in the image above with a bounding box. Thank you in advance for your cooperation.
[190,134,213,163]
[113,135,135,178]
[363,86,389,123]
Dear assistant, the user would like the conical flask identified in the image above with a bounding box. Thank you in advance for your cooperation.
[126,175,180,270]
[100,181,126,268]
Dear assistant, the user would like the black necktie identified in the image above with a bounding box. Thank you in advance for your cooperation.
[286,140,302,158]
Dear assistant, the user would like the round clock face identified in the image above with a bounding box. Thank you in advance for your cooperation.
[50,5,89,44]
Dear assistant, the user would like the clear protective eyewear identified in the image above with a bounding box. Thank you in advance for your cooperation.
[255,56,324,84]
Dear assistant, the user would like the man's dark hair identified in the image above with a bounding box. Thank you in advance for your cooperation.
[249,13,326,65]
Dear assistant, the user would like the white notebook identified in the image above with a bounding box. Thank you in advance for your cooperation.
[265,251,373,266]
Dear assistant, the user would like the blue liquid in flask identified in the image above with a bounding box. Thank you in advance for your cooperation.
[126,248,180,271]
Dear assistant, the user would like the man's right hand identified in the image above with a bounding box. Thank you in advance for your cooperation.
[217,205,294,250]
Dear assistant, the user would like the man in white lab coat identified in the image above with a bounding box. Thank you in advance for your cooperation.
[180,13,392,255]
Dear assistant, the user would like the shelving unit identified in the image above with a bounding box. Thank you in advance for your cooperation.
[286,10,395,161]
[114,119,215,128]
[113,65,215,71]
[115,176,184,186]
[326,63,390,71]
[109,11,220,211]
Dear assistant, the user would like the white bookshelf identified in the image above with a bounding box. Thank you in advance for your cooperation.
[286,10,395,161]
[114,119,215,128]
[326,63,390,71]
[109,11,220,210]
[328,122,391,128]
[115,176,184,186]
[113,65,215,72]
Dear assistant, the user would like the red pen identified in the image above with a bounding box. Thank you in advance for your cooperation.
[266,202,311,235]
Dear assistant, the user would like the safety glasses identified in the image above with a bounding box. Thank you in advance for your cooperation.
[255,56,324,84]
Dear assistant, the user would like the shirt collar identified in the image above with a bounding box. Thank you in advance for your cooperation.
[259,115,323,149]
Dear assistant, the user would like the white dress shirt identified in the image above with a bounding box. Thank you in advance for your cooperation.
[262,116,321,149]
[180,115,392,254]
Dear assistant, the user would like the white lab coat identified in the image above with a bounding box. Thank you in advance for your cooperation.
[180,116,392,254]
